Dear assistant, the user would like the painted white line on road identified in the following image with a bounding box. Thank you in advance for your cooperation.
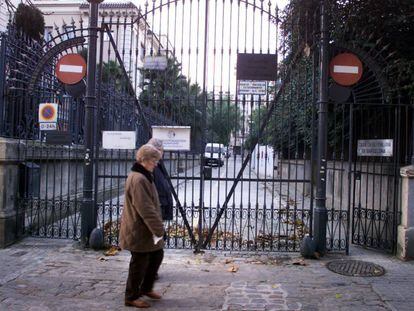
[333,65,359,74]
[59,65,83,73]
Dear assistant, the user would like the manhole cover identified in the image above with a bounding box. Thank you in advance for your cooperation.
[326,260,385,277]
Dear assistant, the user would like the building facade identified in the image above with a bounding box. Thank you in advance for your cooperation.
[0,0,11,32]
[33,0,161,93]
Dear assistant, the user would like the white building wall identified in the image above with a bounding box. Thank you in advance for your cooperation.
[251,145,276,178]
[0,0,10,32]
[32,0,153,94]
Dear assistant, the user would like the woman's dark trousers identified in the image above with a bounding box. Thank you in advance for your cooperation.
[125,249,164,302]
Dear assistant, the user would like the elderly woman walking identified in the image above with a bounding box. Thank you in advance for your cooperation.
[120,144,164,308]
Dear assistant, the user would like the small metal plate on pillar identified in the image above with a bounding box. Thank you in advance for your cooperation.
[45,131,72,145]
[64,79,86,98]
[326,260,385,277]
[329,83,351,103]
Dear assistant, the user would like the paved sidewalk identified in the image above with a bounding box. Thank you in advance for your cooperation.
[1,238,414,311]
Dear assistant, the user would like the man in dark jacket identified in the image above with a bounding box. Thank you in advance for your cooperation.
[147,138,173,221]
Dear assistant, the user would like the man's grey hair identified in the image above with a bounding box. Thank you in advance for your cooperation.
[148,138,164,152]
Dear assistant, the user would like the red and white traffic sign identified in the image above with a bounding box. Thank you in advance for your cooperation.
[329,53,363,86]
[55,53,87,85]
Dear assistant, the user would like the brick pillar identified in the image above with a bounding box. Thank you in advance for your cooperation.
[0,137,22,248]
[397,165,414,260]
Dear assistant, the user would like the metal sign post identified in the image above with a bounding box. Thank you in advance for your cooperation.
[314,0,329,255]
[81,0,103,247]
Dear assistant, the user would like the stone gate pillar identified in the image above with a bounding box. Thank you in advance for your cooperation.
[397,165,414,260]
[0,137,22,248]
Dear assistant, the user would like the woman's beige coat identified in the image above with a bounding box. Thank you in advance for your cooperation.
[120,168,164,252]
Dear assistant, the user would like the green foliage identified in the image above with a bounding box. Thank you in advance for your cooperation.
[283,0,414,95]
[250,0,414,158]
[15,3,45,41]
[139,58,202,121]
[206,94,242,145]
[330,0,414,95]
[246,58,315,156]
[102,60,126,90]
[139,58,243,149]
[78,48,88,64]
[139,57,204,149]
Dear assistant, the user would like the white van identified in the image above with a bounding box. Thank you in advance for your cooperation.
[204,143,225,167]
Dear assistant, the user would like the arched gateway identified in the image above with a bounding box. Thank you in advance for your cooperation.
[3,0,410,255]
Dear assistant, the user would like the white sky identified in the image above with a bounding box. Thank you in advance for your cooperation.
[65,0,290,94]
[29,0,289,96]
[130,0,290,10]
[98,0,289,94]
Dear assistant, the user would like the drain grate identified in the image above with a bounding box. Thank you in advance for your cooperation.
[326,260,385,277]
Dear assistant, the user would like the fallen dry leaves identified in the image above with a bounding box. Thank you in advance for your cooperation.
[291,259,308,266]
[104,246,119,256]
[227,265,239,273]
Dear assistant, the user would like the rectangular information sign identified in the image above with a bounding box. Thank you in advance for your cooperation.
[357,139,393,157]
[236,53,277,81]
[238,80,267,95]
[45,131,72,145]
[102,131,136,150]
[152,126,191,151]
[143,56,168,70]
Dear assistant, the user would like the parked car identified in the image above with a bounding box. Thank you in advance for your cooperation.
[204,143,225,167]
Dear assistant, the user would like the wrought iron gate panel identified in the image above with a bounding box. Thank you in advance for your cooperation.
[1,23,91,239]
[326,43,412,254]
[350,103,405,253]
[93,0,318,252]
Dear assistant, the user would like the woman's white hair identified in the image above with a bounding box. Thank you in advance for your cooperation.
[147,138,164,152]
[135,144,161,163]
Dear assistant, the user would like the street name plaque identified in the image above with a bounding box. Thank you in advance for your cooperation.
[357,139,393,157]
[238,80,267,95]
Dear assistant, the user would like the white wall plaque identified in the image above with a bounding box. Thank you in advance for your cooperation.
[238,80,267,95]
[152,126,191,151]
[357,139,393,157]
[102,131,136,150]
[143,56,168,70]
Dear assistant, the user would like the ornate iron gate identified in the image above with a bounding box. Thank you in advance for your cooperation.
[1,23,90,239]
[349,103,403,253]
[1,1,410,254]
[94,0,317,252]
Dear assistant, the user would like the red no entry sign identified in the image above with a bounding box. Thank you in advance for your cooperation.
[329,53,363,86]
[55,54,87,85]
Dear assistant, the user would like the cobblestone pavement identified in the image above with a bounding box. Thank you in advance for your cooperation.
[0,238,414,310]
